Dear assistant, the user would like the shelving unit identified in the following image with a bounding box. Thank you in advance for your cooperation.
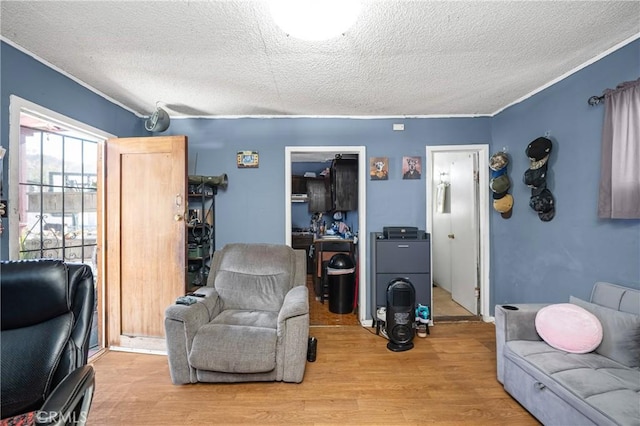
[186,176,217,290]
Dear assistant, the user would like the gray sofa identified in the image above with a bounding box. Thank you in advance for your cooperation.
[165,243,309,384]
[495,281,640,425]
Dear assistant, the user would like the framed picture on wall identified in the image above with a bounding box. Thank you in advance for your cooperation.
[237,151,259,168]
[402,156,422,180]
[369,157,389,180]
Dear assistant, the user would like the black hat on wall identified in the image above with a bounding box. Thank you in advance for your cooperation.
[523,164,548,188]
[526,137,553,161]
[529,188,555,213]
[524,136,555,222]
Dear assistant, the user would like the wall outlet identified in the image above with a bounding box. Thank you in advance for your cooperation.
[393,123,404,131]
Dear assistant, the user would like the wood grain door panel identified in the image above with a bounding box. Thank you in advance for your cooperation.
[106,136,187,347]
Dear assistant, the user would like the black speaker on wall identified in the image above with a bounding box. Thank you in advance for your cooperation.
[385,278,416,352]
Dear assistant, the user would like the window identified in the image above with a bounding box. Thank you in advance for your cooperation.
[18,119,98,263]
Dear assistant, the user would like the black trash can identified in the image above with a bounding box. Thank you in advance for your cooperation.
[327,253,356,314]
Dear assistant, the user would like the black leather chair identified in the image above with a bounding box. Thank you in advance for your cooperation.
[1,259,96,425]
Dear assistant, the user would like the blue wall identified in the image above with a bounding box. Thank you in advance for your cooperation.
[0,41,145,257]
[491,40,640,307]
[165,116,491,248]
[2,39,638,317]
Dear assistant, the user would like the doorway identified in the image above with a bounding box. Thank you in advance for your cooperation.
[284,146,367,325]
[8,95,115,358]
[426,145,490,322]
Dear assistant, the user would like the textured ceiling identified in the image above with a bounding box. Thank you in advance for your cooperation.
[1,1,639,118]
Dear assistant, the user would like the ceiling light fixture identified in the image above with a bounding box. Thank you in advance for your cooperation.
[269,0,361,41]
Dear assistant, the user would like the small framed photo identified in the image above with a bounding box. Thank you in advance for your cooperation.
[237,151,259,168]
[402,156,422,180]
[370,157,389,180]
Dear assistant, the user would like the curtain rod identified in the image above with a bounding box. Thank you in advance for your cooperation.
[588,95,605,106]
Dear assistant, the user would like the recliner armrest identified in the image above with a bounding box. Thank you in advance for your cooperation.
[165,288,220,324]
[278,286,309,323]
[164,289,222,384]
[37,364,95,426]
[165,302,210,325]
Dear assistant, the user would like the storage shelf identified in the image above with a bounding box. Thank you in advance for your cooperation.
[186,175,218,290]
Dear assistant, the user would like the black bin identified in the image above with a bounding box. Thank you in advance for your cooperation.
[327,253,356,314]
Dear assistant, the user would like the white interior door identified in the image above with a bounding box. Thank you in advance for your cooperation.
[449,153,479,314]
[432,159,452,294]
[426,144,490,321]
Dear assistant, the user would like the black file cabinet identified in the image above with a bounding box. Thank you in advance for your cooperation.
[370,232,431,319]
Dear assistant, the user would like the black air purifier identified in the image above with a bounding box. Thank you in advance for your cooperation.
[385,278,416,352]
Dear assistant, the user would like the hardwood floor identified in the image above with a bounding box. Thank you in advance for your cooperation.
[88,323,538,425]
[432,284,479,320]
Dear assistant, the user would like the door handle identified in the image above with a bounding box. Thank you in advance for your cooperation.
[448,234,455,239]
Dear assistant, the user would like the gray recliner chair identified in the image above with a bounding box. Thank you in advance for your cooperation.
[165,243,309,384]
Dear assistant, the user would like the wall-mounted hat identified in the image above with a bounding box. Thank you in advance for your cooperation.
[531,183,547,196]
[493,194,513,219]
[529,188,554,213]
[491,167,507,179]
[490,174,510,193]
[523,164,547,188]
[526,137,552,161]
[538,208,555,222]
[492,190,508,200]
[489,152,509,171]
[529,154,549,170]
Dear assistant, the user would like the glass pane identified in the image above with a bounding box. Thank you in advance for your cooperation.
[83,142,98,190]
[83,245,98,264]
[43,133,63,189]
[80,205,98,234]
[20,128,42,185]
[64,137,83,190]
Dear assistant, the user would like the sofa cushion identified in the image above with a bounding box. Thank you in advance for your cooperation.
[506,340,640,425]
[535,303,603,353]
[211,309,278,329]
[189,322,277,374]
[570,296,640,368]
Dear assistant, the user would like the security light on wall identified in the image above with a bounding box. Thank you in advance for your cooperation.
[145,103,170,133]
[269,0,361,41]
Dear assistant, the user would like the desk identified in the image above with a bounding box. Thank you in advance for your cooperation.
[313,238,355,301]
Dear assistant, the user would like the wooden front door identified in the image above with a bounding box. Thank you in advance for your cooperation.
[105,136,187,350]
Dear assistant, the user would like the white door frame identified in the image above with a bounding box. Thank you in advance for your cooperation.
[426,144,491,322]
[285,146,368,324]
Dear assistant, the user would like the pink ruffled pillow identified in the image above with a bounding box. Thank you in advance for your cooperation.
[535,303,603,353]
